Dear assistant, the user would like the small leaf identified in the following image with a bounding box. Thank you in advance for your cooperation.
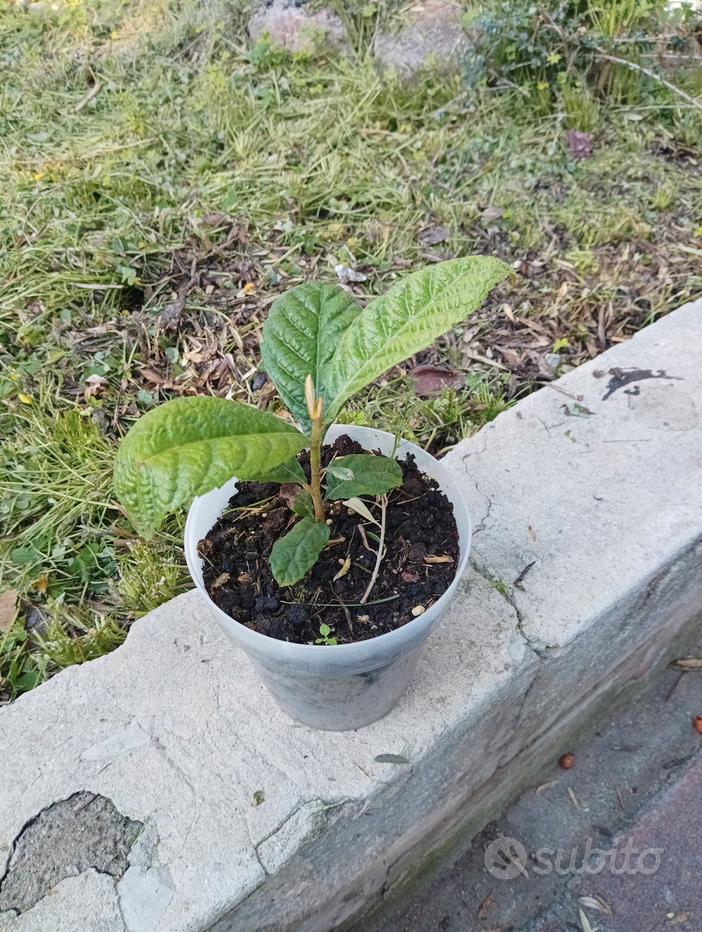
[343,497,379,526]
[333,555,352,581]
[259,458,307,486]
[269,517,330,587]
[325,454,402,500]
[287,488,314,519]
[114,397,306,538]
[374,753,410,765]
[323,257,510,422]
[260,283,360,431]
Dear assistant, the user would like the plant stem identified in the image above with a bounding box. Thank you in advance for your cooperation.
[309,414,325,523]
[361,495,388,605]
[305,374,326,523]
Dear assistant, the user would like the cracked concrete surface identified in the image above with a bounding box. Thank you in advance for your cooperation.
[0,297,700,931]
[0,793,141,915]
[0,570,526,932]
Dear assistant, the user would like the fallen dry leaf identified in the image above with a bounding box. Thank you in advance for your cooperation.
[335,264,367,284]
[84,373,109,400]
[424,554,454,565]
[0,589,18,633]
[418,224,450,246]
[333,556,352,582]
[477,891,494,920]
[579,895,612,917]
[672,657,702,671]
[344,498,378,526]
[568,130,594,160]
[408,364,464,396]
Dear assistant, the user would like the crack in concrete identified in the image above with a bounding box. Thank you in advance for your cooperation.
[468,556,549,659]
[459,432,490,464]
[470,478,493,534]
[0,792,142,916]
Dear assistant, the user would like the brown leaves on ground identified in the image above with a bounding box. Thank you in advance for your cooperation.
[408,364,464,396]
[58,202,699,444]
[0,590,18,633]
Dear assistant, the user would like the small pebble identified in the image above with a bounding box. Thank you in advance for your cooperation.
[559,753,574,770]
[411,605,426,617]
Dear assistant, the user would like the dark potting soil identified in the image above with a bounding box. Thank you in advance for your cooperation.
[200,435,459,646]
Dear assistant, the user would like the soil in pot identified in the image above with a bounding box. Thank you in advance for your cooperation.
[199,435,459,645]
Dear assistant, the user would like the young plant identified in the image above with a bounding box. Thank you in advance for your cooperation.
[314,623,338,646]
[114,257,510,587]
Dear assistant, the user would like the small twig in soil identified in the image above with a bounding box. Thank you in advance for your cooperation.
[337,597,354,638]
[593,48,702,113]
[74,80,102,113]
[352,561,372,576]
[280,594,400,608]
[361,495,388,605]
[357,524,374,553]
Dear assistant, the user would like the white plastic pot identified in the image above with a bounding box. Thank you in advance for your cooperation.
[185,425,471,731]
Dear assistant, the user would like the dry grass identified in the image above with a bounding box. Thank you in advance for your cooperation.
[1,0,701,698]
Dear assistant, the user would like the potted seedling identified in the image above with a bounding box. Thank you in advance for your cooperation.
[115,257,509,730]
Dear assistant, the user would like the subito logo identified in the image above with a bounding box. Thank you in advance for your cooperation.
[484,836,529,880]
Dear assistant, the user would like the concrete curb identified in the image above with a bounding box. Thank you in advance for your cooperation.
[1,298,700,931]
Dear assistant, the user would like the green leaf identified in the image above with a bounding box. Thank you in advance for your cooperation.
[269,517,330,587]
[326,463,354,482]
[324,454,402,500]
[279,484,314,518]
[114,397,306,538]
[258,457,307,486]
[323,257,510,422]
[260,282,360,431]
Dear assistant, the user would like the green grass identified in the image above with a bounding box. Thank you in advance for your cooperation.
[1,0,701,700]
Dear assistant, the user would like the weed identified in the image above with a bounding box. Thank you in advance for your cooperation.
[315,623,338,646]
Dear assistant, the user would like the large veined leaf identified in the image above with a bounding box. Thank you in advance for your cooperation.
[258,458,307,486]
[269,517,330,587]
[114,397,306,537]
[260,282,360,431]
[323,257,511,423]
[324,454,403,500]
